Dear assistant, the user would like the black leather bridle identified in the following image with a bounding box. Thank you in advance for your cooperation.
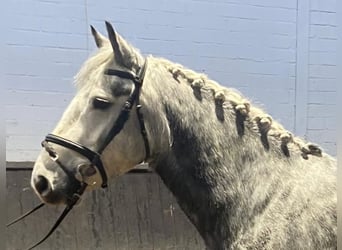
[44,58,150,188]
[7,59,150,249]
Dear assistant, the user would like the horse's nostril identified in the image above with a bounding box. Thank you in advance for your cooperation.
[34,175,51,195]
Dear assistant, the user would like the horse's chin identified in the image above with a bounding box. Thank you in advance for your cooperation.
[33,187,68,205]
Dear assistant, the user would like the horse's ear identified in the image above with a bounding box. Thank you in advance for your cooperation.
[90,25,108,48]
[105,21,130,66]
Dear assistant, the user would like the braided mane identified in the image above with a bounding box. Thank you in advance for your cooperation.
[158,58,322,160]
[74,40,323,161]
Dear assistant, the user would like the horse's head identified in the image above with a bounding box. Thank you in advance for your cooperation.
[31,22,149,205]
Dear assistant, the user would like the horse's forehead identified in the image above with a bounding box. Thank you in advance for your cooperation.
[75,48,114,89]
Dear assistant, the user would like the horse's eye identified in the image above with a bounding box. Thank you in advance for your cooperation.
[92,97,112,110]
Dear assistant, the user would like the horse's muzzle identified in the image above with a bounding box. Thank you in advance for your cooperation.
[32,171,83,205]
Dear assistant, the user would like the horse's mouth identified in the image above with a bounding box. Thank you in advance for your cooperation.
[39,190,83,206]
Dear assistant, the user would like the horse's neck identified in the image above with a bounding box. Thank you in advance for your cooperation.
[143,58,284,246]
[151,114,239,248]
[148,91,260,248]
[144,58,288,247]
[142,58,335,249]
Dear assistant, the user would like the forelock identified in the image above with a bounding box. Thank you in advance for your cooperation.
[74,45,114,90]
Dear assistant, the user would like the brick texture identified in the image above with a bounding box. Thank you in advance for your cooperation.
[4,0,337,161]
[308,0,337,155]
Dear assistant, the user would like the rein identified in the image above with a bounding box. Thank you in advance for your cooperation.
[7,59,150,249]
[6,180,87,250]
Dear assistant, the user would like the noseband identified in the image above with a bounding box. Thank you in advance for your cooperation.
[43,58,150,188]
[7,59,150,250]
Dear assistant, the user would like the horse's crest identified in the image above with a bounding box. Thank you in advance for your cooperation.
[167,62,323,160]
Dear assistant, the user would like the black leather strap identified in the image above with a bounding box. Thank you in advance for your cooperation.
[99,59,149,158]
[44,134,100,161]
[105,69,141,84]
[97,101,134,154]
[6,203,45,227]
[104,60,148,85]
[44,134,108,188]
[27,205,73,250]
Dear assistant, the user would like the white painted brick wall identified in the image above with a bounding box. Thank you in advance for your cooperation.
[4,0,337,161]
[308,0,337,155]
[5,0,88,161]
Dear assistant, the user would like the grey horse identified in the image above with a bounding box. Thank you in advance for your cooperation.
[31,22,337,250]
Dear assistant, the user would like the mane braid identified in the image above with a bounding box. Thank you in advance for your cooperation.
[161,59,322,160]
